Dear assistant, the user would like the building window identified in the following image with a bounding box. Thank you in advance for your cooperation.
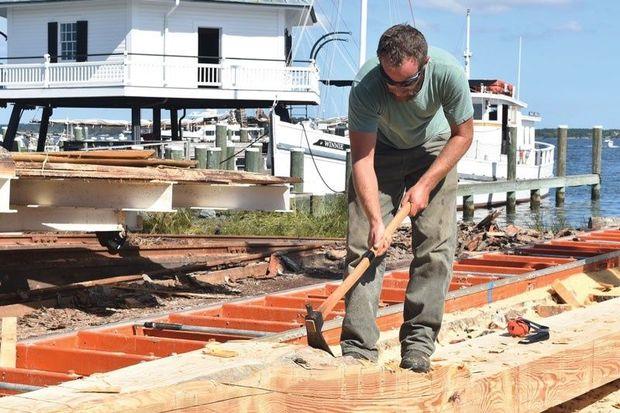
[60,22,77,61]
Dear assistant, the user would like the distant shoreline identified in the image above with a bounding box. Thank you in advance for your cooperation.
[536,128,619,139]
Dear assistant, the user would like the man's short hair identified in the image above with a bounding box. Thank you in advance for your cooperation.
[377,24,428,67]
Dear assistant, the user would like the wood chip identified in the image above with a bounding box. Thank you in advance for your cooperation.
[203,346,238,358]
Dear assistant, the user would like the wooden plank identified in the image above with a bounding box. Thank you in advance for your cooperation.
[0,297,617,412]
[28,150,156,160]
[457,174,599,196]
[552,279,583,308]
[189,262,271,285]
[11,154,195,168]
[0,317,16,368]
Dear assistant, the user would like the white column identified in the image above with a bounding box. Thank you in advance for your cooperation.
[359,0,368,69]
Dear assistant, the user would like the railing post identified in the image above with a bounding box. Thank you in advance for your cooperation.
[219,57,226,88]
[591,125,603,201]
[506,126,517,215]
[555,125,568,207]
[43,54,50,88]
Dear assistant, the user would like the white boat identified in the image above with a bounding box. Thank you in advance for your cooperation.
[605,139,618,148]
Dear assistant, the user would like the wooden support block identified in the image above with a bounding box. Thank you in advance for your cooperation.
[0,317,17,368]
[551,279,583,308]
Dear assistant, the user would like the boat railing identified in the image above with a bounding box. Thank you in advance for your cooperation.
[0,53,319,94]
[533,141,555,167]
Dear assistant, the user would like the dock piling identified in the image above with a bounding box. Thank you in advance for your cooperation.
[290,148,304,193]
[530,188,541,211]
[555,125,568,207]
[591,125,602,201]
[345,149,351,192]
[245,147,261,173]
[195,145,208,169]
[206,147,221,170]
[506,126,517,215]
[226,143,236,170]
[463,195,474,221]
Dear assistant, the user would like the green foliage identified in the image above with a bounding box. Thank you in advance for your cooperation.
[141,196,348,238]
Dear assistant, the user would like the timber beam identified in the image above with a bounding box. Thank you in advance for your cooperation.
[0,297,617,412]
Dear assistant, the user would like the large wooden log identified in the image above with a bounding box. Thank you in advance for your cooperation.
[0,297,617,412]
[14,161,300,185]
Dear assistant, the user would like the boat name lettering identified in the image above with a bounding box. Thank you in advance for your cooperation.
[313,139,350,151]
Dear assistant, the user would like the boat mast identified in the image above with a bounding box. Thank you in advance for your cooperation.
[464,8,472,79]
[517,36,522,99]
[359,0,368,69]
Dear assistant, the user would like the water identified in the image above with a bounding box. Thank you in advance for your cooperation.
[471,136,619,229]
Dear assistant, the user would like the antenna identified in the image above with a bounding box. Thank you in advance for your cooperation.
[464,9,472,79]
[359,0,368,69]
[517,36,522,100]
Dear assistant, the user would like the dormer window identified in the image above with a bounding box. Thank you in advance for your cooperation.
[60,22,77,61]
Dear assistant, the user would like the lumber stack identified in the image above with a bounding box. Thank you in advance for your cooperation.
[11,150,196,168]
[12,149,299,185]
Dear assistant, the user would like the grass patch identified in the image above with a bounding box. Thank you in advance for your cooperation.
[142,196,348,238]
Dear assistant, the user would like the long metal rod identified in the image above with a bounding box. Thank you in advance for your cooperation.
[0,382,44,393]
[139,322,268,338]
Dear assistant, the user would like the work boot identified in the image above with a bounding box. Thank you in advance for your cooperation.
[399,350,430,373]
[341,351,376,362]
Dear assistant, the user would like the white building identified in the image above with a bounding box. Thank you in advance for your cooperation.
[0,0,319,149]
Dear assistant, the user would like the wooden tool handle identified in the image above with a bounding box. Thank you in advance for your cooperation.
[316,202,411,316]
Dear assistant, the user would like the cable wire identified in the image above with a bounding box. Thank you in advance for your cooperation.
[300,122,339,193]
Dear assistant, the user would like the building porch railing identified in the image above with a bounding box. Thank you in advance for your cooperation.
[0,53,320,94]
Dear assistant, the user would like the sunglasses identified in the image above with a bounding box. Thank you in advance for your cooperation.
[379,63,425,88]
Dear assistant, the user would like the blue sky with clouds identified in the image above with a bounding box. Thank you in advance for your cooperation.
[0,0,617,128]
[301,0,618,128]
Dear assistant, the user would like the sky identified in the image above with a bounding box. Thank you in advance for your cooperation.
[0,0,617,128]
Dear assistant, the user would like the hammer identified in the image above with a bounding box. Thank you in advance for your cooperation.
[305,203,411,355]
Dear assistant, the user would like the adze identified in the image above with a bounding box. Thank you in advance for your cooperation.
[305,202,411,355]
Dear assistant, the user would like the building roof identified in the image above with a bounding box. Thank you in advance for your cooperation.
[0,0,312,7]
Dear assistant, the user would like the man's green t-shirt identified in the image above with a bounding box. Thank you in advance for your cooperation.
[348,47,474,149]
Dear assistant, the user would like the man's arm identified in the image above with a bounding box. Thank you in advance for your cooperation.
[401,117,473,216]
[350,130,391,256]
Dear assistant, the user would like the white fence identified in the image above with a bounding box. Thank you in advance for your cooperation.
[0,54,319,93]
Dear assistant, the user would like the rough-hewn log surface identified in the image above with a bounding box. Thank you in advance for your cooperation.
[15,162,299,185]
[0,296,617,412]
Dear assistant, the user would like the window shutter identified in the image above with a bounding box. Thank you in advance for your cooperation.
[76,20,88,62]
[47,22,58,63]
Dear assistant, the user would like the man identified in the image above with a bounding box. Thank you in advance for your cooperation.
[341,24,474,372]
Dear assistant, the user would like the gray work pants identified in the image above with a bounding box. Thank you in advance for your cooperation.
[340,133,457,361]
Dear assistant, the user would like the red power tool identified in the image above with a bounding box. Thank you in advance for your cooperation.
[507,317,550,344]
